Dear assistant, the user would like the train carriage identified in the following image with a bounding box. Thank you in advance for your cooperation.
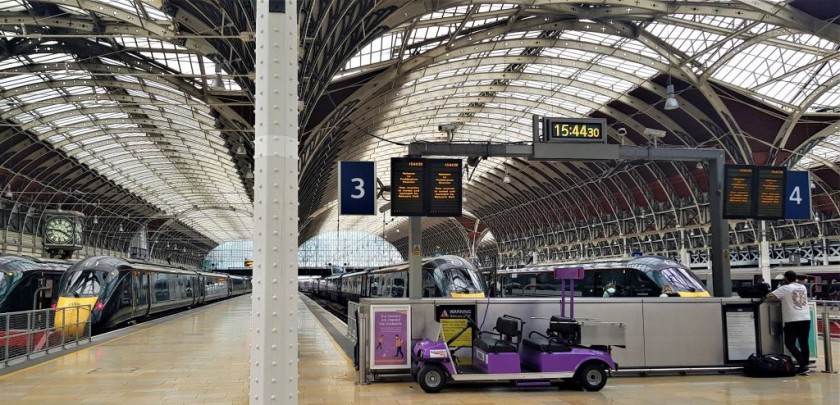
[490,256,709,298]
[317,255,487,304]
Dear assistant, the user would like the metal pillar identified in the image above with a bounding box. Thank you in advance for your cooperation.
[408,216,422,298]
[251,1,298,404]
[708,157,731,297]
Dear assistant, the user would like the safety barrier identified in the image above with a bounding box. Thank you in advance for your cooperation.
[1,306,92,368]
[814,300,839,374]
[347,301,359,343]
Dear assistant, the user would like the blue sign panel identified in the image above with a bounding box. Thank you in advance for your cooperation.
[784,170,811,220]
[339,161,376,216]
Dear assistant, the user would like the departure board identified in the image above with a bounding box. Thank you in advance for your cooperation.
[427,159,462,217]
[723,164,755,219]
[755,166,786,219]
[391,157,426,216]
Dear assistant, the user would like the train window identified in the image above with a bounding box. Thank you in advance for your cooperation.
[119,277,132,307]
[154,275,170,301]
[136,274,149,307]
[643,267,705,294]
[422,271,437,297]
[63,270,107,298]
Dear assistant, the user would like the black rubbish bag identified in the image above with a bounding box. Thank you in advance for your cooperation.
[743,353,796,377]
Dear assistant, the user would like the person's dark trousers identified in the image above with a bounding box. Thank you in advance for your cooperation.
[783,320,811,368]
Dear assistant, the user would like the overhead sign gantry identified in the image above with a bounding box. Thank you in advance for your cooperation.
[401,116,732,298]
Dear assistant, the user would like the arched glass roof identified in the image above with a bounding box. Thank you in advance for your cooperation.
[0,0,254,244]
[300,1,840,242]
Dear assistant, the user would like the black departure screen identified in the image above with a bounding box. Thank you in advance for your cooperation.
[755,166,785,220]
[723,164,755,219]
[427,159,462,217]
[391,157,425,216]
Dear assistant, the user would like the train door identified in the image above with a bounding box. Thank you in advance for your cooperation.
[34,272,59,310]
[134,272,150,317]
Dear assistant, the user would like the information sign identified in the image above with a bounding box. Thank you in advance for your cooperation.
[543,117,607,143]
[427,159,462,217]
[390,157,426,216]
[755,166,786,220]
[784,170,812,220]
[723,164,755,219]
[338,161,376,215]
[722,304,758,363]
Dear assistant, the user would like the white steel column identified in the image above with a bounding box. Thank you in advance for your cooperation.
[251,1,298,404]
[759,220,771,284]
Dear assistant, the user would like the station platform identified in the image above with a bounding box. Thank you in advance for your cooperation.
[0,295,837,405]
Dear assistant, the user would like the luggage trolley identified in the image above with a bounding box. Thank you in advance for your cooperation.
[411,266,625,393]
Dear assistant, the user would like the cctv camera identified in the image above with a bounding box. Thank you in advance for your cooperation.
[438,124,458,132]
[643,128,666,138]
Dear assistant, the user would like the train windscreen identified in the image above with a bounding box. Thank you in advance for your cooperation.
[643,267,706,294]
[434,267,486,297]
[0,272,23,299]
[60,270,111,298]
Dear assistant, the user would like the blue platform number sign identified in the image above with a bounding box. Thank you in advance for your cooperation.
[784,170,811,220]
[339,161,376,216]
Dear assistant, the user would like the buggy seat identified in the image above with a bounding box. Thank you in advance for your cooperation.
[522,316,581,353]
[473,316,522,353]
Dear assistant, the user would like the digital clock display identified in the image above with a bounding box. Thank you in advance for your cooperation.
[543,117,607,143]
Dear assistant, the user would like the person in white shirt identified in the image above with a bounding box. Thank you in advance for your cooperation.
[766,270,811,375]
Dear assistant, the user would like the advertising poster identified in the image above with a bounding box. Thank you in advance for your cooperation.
[370,305,411,370]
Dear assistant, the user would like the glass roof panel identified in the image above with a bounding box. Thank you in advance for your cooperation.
[794,133,840,169]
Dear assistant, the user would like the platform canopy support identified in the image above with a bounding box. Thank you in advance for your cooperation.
[251,0,299,404]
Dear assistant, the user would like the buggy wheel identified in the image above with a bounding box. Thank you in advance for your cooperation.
[575,362,608,392]
[418,365,447,393]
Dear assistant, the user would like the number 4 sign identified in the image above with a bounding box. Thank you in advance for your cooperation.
[339,161,376,216]
[784,170,812,220]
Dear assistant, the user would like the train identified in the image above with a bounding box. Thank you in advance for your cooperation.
[485,256,710,298]
[54,256,251,333]
[299,255,488,303]
[0,255,74,313]
[692,265,840,299]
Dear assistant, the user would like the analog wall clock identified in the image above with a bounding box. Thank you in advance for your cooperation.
[46,217,74,245]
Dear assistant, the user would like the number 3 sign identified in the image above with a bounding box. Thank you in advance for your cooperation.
[339,161,376,215]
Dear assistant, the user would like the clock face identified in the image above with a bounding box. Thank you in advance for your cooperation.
[46,217,74,245]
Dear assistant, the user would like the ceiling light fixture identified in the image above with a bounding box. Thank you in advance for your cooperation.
[503,170,511,184]
[211,65,225,90]
[696,161,703,170]
[664,77,680,111]
[236,144,246,155]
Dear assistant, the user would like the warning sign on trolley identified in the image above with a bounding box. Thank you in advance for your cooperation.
[436,304,476,349]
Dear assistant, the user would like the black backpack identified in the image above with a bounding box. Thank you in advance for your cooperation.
[743,353,796,377]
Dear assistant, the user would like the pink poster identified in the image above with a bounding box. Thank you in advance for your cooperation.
[370,305,411,369]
